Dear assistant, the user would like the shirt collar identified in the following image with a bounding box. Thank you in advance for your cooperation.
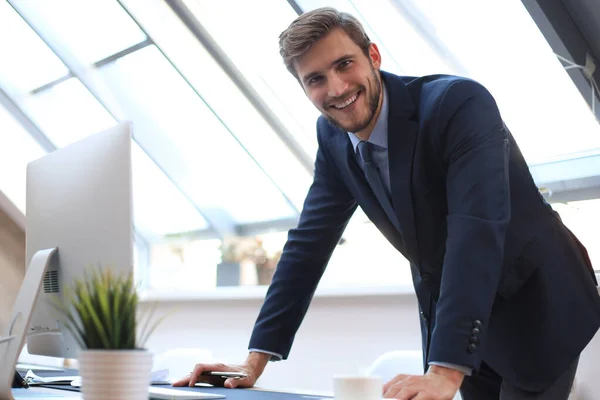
[348,83,389,152]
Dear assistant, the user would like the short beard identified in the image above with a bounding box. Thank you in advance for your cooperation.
[324,66,381,133]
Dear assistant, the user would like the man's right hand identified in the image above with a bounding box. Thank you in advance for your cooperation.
[172,352,271,389]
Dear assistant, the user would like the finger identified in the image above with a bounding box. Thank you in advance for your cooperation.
[224,376,253,389]
[384,381,423,400]
[171,375,190,387]
[188,363,229,387]
[383,374,410,392]
[394,384,426,400]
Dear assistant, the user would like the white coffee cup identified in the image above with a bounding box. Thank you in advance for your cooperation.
[333,375,383,400]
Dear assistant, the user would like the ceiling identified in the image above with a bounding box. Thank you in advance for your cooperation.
[564,0,600,61]
[524,0,600,120]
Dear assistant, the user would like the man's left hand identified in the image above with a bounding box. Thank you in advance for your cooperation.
[383,365,464,399]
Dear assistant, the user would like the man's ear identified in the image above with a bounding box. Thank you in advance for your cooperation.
[369,43,382,70]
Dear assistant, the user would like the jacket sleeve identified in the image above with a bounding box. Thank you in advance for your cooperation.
[428,79,511,370]
[248,124,357,360]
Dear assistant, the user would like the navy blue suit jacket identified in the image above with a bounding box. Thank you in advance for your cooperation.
[249,71,600,391]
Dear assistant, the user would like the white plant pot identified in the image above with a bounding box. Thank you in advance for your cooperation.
[78,349,152,400]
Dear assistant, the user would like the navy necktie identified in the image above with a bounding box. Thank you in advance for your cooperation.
[357,141,399,231]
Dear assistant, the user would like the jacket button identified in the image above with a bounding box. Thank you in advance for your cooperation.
[467,344,477,353]
[472,328,480,335]
[422,273,432,282]
[473,320,482,329]
[420,311,427,320]
[469,336,479,344]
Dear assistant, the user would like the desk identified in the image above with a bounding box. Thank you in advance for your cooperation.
[12,387,83,398]
[12,386,333,400]
[13,367,333,400]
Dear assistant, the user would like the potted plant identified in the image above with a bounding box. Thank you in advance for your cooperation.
[256,248,281,286]
[217,236,281,286]
[51,269,163,400]
[217,236,244,286]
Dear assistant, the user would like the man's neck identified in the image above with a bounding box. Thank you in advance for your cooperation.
[354,83,384,141]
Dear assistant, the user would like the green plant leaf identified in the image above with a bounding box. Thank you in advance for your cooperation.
[111,274,122,348]
[93,270,113,346]
[54,267,162,350]
[78,282,111,349]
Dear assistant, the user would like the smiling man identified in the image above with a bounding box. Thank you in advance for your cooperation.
[174,7,600,400]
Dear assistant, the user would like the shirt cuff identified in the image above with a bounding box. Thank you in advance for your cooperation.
[428,361,472,376]
[248,348,283,362]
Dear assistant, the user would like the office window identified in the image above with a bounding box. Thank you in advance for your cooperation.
[408,0,600,164]
[148,239,222,292]
[131,142,209,241]
[0,1,68,94]
[296,0,455,76]
[12,0,147,65]
[295,0,600,165]
[2,0,600,297]
[121,0,313,212]
[182,0,320,158]
[0,104,47,213]
[97,44,297,224]
[22,78,116,148]
[551,200,600,273]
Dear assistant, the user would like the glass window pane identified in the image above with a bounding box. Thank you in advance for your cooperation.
[127,0,312,211]
[0,104,47,213]
[0,1,68,94]
[182,0,321,157]
[132,142,209,240]
[98,45,296,223]
[296,0,454,75]
[21,78,116,148]
[13,0,147,65]
[147,239,221,291]
[551,199,600,272]
[319,221,410,288]
[410,0,600,163]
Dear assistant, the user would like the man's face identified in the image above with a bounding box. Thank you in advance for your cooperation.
[294,28,383,136]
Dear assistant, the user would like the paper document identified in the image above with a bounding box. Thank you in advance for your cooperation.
[24,370,79,386]
[16,364,64,372]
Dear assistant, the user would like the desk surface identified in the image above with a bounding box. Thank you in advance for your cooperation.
[12,387,82,398]
[13,385,332,400]
[14,366,333,400]
[13,368,332,400]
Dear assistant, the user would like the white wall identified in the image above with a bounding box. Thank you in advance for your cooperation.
[0,193,26,334]
[141,292,423,392]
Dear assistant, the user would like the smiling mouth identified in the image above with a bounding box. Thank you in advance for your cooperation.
[331,91,361,110]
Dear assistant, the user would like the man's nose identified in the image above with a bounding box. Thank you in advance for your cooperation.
[327,74,348,98]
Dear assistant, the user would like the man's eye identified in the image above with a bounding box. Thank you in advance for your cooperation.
[339,60,352,68]
[308,76,323,85]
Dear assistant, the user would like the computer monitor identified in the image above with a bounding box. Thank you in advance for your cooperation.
[24,121,134,359]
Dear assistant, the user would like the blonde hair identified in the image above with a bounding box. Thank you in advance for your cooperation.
[279,7,371,79]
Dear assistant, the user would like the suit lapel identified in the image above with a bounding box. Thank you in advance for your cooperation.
[383,72,420,263]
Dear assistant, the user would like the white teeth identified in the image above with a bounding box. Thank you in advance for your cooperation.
[333,93,359,109]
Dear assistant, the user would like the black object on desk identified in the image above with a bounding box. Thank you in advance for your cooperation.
[12,370,29,389]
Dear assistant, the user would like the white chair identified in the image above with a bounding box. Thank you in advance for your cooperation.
[367,350,462,400]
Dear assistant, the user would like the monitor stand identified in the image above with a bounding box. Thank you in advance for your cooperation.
[0,248,57,400]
